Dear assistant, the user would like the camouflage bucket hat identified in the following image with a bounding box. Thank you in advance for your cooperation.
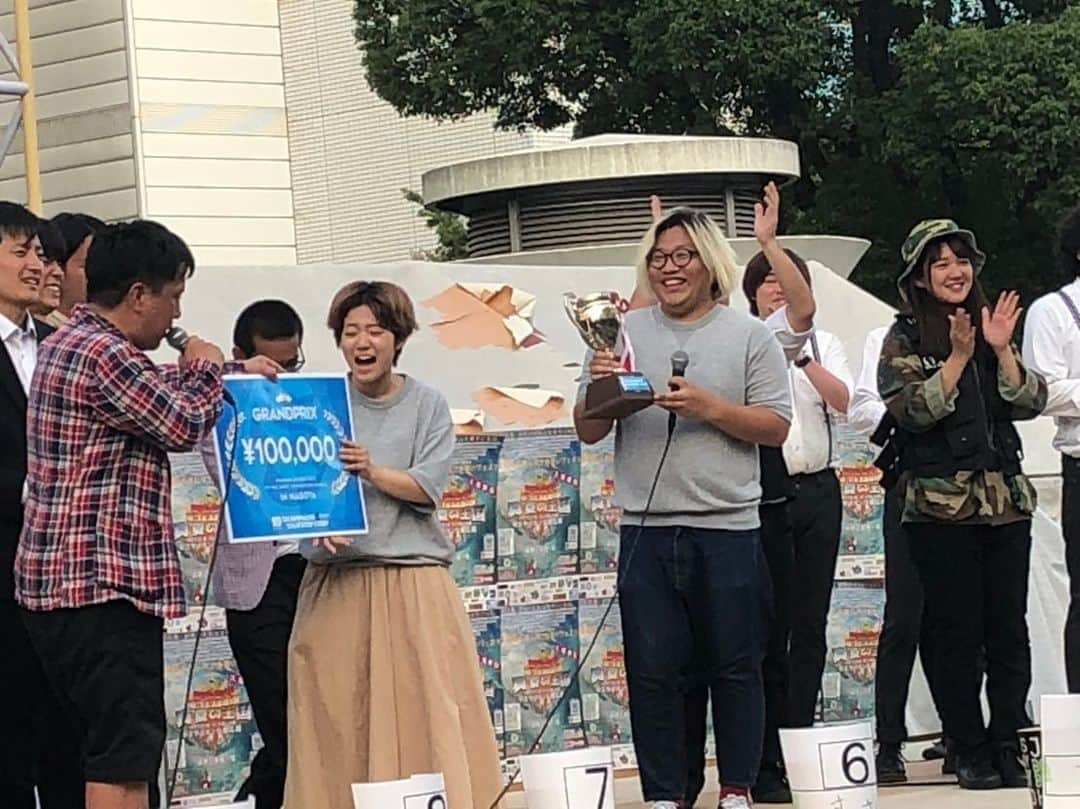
[898,218,986,290]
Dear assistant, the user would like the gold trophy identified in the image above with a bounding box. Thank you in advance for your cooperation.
[564,291,654,419]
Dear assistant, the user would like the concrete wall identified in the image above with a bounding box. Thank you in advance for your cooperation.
[128,0,298,266]
[278,0,570,264]
[0,0,138,220]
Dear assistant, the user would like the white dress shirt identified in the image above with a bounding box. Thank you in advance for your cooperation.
[764,304,813,361]
[0,310,38,394]
[847,325,890,443]
[782,329,854,475]
[1022,278,1080,457]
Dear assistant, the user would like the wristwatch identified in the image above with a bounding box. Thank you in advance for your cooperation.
[794,355,812,368]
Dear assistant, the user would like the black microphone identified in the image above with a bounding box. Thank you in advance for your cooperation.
[164,326,234,405]
[668,350,689,436]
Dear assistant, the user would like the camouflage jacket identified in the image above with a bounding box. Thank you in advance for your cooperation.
[878,323,1047,524]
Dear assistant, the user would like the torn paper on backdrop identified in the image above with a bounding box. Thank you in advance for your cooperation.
[451,408,486,435]
[423,283,543,350]
[472,386,566,427]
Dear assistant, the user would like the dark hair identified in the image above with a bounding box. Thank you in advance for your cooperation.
[742,248,811,316]
[327,281,417,363]
[1058,205,1080,280]
[86,220,195,309]
[0,201,40,242]
[36,218,67,264]
[901,235,990,359]
[51,212,105,265]
[233,299,304,357]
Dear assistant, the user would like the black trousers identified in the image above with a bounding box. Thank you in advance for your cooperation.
[786,470,843,727]
[909,520,1032,756]
[1063,456,1080,692]
[874,484,943,744]
[225,554,306,809]
[0,518,83,809]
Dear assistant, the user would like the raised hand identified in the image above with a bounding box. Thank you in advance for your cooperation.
[948,308,976,361]
[650,195,663,222]
[753,181,780,246]
[981,291,1023,352]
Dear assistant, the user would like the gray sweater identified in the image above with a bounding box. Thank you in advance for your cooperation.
[580,305,792,531]
[303,375,455,566]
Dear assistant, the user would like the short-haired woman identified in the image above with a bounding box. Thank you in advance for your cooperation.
[284,281,503,809]
[879,220,1047,790]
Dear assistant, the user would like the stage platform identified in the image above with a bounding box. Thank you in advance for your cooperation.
[501,759,1034,808]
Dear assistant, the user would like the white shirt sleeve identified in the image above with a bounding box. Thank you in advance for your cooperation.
[1022,296,1080,420]
[764,305,813,362]
[847,326,889,441]
[816,332,854,416]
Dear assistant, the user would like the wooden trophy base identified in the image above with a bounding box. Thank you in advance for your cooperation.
[582,373,654,420]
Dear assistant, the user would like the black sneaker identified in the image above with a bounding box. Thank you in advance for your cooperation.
[956,753,1004,790]
[876,743,908,784]
[922,740,947,760]
[751,766,792,804]
[993,743,1028,788]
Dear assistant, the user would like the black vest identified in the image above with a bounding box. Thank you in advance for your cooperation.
[891,317,1023,479]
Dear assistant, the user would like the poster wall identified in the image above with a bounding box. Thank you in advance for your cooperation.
[165,419,886,803]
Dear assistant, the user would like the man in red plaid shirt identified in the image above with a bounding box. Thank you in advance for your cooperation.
[16,220,278,809]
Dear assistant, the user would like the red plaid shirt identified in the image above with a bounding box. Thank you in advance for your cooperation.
[16,306,226,618]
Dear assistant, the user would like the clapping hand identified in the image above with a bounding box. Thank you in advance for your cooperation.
[981,291,1023,353]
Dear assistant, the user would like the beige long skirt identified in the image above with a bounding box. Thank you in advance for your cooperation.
[285,563,503,809]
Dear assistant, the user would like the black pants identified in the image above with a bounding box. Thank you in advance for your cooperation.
[683,500,793,803]
[1063,456,1080,692]
[909,520,1032,756]
[786,470,843,727]
[874,484,943,744]
[225,554,306,809]
[620,526,771,801]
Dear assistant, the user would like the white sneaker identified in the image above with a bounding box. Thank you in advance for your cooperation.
[720,795,751,809]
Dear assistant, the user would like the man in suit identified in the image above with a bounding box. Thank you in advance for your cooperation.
[208,300,305,809]
[0,202,82,807]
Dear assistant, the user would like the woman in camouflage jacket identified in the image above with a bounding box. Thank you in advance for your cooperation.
[877,219,1047,791]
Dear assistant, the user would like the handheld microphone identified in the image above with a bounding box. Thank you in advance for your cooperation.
[164,326,190,351]
[668,350,689,436]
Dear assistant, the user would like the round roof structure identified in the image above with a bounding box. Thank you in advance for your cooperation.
[421,134,801,258]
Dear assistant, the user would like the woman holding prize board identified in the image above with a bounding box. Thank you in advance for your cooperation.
[284,281,502,809]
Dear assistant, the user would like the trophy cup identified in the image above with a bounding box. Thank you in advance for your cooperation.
[564,291,654,419]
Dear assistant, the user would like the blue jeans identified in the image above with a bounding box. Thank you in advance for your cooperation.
[618,525,771,800]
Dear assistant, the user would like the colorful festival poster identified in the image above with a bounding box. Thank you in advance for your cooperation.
[469,607,505,758]
[163,608,258,805]
[501,600,586,756]
[579,436,621,574]
[578,574,631,747]
[169,452,222,607]
[443,435,502,587]
[831,418,886,580]
[496,429,581,581]
[819,581,885,723]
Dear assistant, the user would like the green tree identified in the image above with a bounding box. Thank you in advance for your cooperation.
[361,1,1080,303]
[402,189,469,261]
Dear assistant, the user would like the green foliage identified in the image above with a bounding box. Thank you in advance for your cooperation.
[363,1,1080,304]
[402,189,469,262]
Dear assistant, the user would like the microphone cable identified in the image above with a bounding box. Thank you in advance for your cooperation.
[164,397,239,808]
[486,422,676,809]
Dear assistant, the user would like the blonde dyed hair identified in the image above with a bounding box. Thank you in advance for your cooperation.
[634,208,737,302]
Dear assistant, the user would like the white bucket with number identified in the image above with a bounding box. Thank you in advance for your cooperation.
[780,721,877,809]
[519,746,616,809]
[351,772,448,809]
[1042,695,1080,808]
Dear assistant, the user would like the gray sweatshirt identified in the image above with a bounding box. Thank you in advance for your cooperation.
[302,375,455,566]
[580,304,792,531]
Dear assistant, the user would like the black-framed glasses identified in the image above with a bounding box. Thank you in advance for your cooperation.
[285,345,306,372]
[647,247,699,270]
